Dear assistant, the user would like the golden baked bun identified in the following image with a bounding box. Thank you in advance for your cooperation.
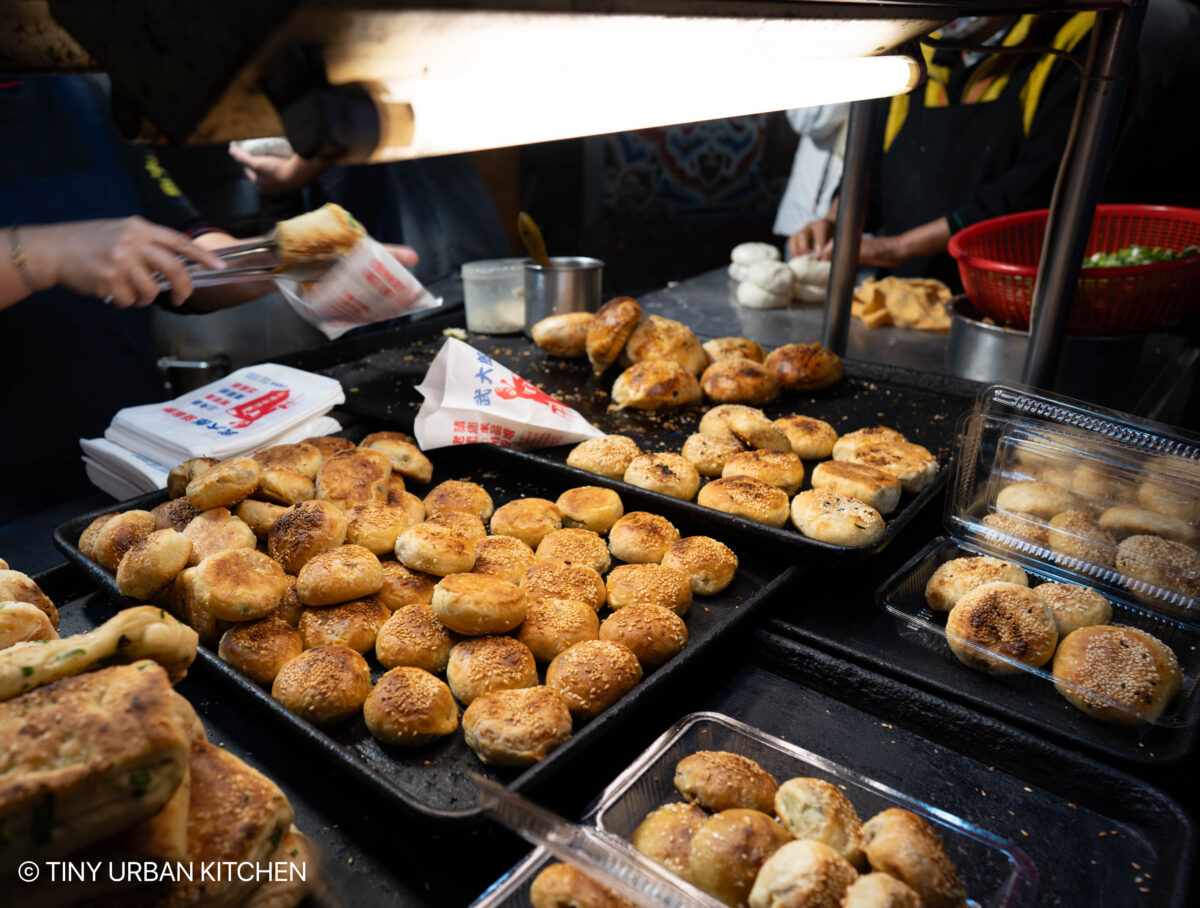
[425,510,489,544]
[268,500,348,574]
[980,510,1049,548]
[446,635,538,705]
[1138,472,1200,523]
[775,777,863,865]
[170,567,226,644]
[1053,624,1181,724]
[722,449,804,495]
[77,512,118,559]
[424,479,494,520]
[1035,583,1112,636]
[296,544,384,606]
[376,602,460,672]
[774,415,838,460]
[924,555,1029,613]
[599,603,687,669]
[360,433,433,483]
[996,480,1084,519]
[462,686,573,766]
[763,342,844,392]
[386,469,406,496]
[848,441,939,493]
[632,802,709,882]
[945,581,1057,674]
[605,564,693,616]
[256,467,315,506]
[254,442,323,481]
[517,598,601,663]
[682,432,747,477]
[700,404,766,436]
[536,528,612,574]
[831,426,907,461]
[316,449,390,510]
[303,435,355,459]
[611,360,703,410]
[522,562,607,612]
[1047,509,1118,567]
[152,498,202,533]
[567,435,643,480]
[388,483,426,524]
[700,359,781,405]
[811,460,901,515]
[182,508,256,567]
[556,486,625,535]
[531,311,594,358]
[364,666,459,746]
[490,498,563,549]
[395,522,477,576]
[689,809,792,907]
[545,639,642,718]
[861,808,966,908]
[271,644,371,726]
[0,570,59,628]
[273,575,304,626]
[699,476,790,528]
[167,457,219,499]
[1070,464,1137,507]
[234,499,286,540]
[625,314,708,375]
[727,409,792,452]
[748,840,858,908]
[431,572,528,635]
[1098,505,1200,546]
[192,548,288,621]
[841,873,923,908]
[587,295,643,374]
[675,750,779,813]
[93,510,158,571]
[661,536,738,595]
[377,561,438,611]
[298,595,390,652]
[472,534,537,585]
[116,528,193,600]
[1115,534,1200,606]
[217,617,303,685]
[186,456,260,511]
[0,601,58,648]
[703,336,766,363]
[608,511,681,564]
[345,502,416,555]
[624,453,702,500]
[790,490,885,547]
[529,863,635,908]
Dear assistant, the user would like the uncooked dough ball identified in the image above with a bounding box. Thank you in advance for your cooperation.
[745,260,793,296]
[737,282,789,310]
[731,242,782,266]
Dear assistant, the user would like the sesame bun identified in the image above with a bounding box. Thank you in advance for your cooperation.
[186,456,260,511]
[682,432,746,477]
[218,616,303,685]
[376,561,438,611]
[661,536,738,595]
[536,529,612,574]
[375,602,460,672]
[605,563,693,616]
[699,477,790,528]
[599,603,687,670]
[267,500,348,574]
[607,511,681,564]
[462,686,573,766]
[945,581,1057,674]
[431,572,527,635]
[490,498,563,549]
[423,479,494,521]
[624,453,701,500]
[446,635,538,705]
[472,535,537,586]
[555,486,625,535]
[522,562,607,612]
[395,522,477,576]
[675,751,778,813]
[517,599,600,663]
[631,802,709,882]
[545,640,642,718]
[271,644,371,726]
[773,415,838,460]
[364,666,458,746]
[567,435,642,480]
[1052,624,1181,724]
[295,544,384,606]
[790,490,885,547]
[924,555,1028,613]
[298,595,390,653]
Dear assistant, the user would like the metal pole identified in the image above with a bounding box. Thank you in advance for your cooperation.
[822,98,880,354]
[1021,2,1146,389]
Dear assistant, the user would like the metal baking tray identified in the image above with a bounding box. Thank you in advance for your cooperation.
[296,323,979,556]
[51,443,800,824]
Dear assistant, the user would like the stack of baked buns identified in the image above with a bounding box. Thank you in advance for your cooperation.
[76,433,740,767]
[527,749,967,908]
[530,294,844,411]
[0,572,316,907]
[923,552,1183,724]
[568,414,939,548]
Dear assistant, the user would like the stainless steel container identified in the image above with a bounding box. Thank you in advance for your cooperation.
[523,256,603,336]
[946,297,1146,398]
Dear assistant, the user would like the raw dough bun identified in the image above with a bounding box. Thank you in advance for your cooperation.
[745,260,794,296]
[737,280,789,309]
[787,254,832,286]
[731,242,782,266]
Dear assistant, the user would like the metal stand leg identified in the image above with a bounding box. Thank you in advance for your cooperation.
[1021,2,1146,389]
[822,99,880,354]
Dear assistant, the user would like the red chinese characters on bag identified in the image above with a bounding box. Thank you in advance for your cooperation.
[226,389,293,428]
[494,376,567,416]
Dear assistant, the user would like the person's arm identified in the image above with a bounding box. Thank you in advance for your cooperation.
[857,217,952,268]
[788,196,839,259]
[228,148,331,196]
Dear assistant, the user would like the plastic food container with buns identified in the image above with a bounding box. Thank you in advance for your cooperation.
[878,384,1200,727]
[472,711,1036,907]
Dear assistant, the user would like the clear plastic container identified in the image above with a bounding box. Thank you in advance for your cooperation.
[462,258,527,334]
[473,712,1037,907]
[878,383,1200,725]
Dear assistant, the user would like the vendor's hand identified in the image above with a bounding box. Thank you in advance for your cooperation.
[382,244,420,268]
[788,218,836,260]
[22,217,225,308]
[229,148,330,195]
[857,235,905,269]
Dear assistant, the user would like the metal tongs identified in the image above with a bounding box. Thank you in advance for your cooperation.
[159,232,341,290]
[471,773,725,908]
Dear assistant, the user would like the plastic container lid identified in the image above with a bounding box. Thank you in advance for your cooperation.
[462,258,528,280]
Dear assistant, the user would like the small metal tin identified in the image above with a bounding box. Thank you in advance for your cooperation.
[523,256,603,336]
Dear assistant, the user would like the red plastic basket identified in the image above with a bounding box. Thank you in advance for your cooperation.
[948,204,1200,335]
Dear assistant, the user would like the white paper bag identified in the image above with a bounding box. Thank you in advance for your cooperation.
[414,339,604,450]
[277,238,441,340]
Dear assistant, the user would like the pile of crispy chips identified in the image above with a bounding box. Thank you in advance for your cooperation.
[852,276,953,331]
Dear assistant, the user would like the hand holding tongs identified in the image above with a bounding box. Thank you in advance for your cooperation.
[158,232,341,290]
[471,773,725,908]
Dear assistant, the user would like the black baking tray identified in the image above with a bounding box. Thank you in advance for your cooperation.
[51,443,801,825]
[283,321,979,557]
